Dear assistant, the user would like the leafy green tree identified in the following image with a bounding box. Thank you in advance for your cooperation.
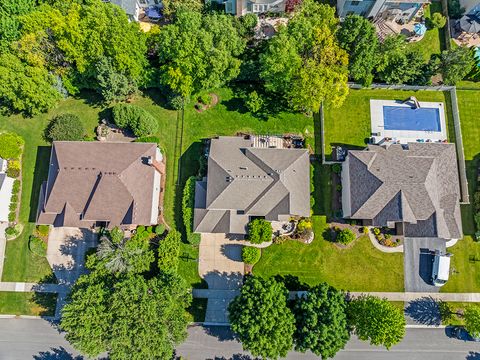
[248,219,272,244]
[157,10,245,98]
[95,57,137,103]
[347,295,406,349]
[448,0,465,19]
[438,46,475,85]
[464,305,480,338]
[241,246,261,265]
[337,14,378,86]
[229,276,295,359]
[376,35,424,84]
[158,230,181,272]
[162,0,203,19]
[245,91,264,113]
[97,227,154,274]
[46,114,85,141]
[0,0,35,53]
[430,12,446,29]
[260,0,348,111]
[0,53,61,115]
[0,132,24,159]
[109,273,191,360]
[293,283,350,358]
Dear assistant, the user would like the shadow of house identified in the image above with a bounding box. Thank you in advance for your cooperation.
[419,248,434,285]
[405,297,441,326]
[220,244,243,262]
[29,146,52,222]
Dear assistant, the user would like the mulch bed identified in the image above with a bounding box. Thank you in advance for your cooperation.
[328,223,362,250]
[194,93,219,113]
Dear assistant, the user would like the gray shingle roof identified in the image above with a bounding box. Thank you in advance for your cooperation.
[345,143,462,239]
[194,136,310,234]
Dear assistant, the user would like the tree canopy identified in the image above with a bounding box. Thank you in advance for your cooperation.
[464,305,480,338]
[438,46,475,85]
[337,14,378,86]
[157,9,246,98]
[260,0,349,111]
[293,283,350,358]
[347,295,406,349]
[46,113,85,141]
[158,230,181,272]
[229,276,295,359]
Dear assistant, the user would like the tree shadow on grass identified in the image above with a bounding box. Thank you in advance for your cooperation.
[29,146,51,222]
[405,296,441,326]
[273,274,310,291]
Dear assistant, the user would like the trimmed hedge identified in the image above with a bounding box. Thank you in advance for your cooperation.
[6,159,20,178]
[29,236,47,257]
[242,246,261,265]
[248,219,272,244]
[158,230,181,272]
[182,176,199,244]
[112,103,158,137]
[46,114,85,142]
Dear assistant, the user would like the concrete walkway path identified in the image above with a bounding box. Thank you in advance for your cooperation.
[0,223,7,280]
[0,282,68,293]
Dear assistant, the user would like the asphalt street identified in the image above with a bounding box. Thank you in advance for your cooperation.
[0,319,480,360]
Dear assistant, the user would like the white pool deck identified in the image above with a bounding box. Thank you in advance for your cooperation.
[370,99,448,145]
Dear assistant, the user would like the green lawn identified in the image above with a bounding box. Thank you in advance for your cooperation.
[253,216,404,291]
[0,292,57,316]
[407,3,446,62]
[323,89,454,160]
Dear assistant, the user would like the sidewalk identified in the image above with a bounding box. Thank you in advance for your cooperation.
[0,282,68,293]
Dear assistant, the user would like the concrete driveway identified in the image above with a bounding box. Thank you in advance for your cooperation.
[47,227,97,286]
[199,233,244,324]
[404,237,446,293]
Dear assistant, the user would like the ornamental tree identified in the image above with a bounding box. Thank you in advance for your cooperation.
[337,14,378,86]
[229,276,295,359]
[248,219,272,244]
[260,0,349,111]
[438,46,475,85]
[347,294,406,349]
[293,283,350,358]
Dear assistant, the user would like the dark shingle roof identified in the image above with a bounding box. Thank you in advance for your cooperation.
[346,143,462,239]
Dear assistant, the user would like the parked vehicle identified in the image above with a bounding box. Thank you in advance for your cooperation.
[431,250,451,287]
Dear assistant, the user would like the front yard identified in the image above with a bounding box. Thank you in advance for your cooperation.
[254,216,405,292]
[0,292,57,316]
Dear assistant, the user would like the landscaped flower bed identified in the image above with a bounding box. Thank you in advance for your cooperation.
[370,227,403,247]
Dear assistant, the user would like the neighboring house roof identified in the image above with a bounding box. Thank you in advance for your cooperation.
[110,0,138,17]
[0,174,14,223]
[194,136,310,234]
[344,143,462,239]
[37,141,160,228]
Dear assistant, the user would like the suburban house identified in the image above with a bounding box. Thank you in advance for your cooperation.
[0,159,14,223]
[193,136,310,235]
[337,0,429,22]
[223,0,286,16]
[37,142,163,229]
[106,0,160,21]
[460,0,480,16]
[341,143,463,240]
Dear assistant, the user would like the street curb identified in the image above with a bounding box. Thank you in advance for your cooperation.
[202,322,230,327]
[405,324,446,329]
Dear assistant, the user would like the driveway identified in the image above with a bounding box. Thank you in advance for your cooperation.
[404,237,446,293]
[199,233,244,324]
[47,227,97,287]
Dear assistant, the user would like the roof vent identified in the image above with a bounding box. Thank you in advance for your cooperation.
[147,156,153,165]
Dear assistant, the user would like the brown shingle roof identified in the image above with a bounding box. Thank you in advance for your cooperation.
[37,141,159,228]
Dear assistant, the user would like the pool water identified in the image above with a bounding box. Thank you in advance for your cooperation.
[383,106,441,132]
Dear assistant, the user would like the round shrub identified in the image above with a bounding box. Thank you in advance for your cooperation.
[36,225,50,238]
[248,219,273,244]
[6,160,20,178]
[5,226,19,237]
[46,114,85,141]
[0,132,24,159]
[12,180,20,194]
[336,228,356,245]
[242,246,261,265]
[169,95,187,110]
[198,94,212,106]
[130,110,158,137]
[29,236,47,257]
[155,224,166,235]
[112,103,158,137]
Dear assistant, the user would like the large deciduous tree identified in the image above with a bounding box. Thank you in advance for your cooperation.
[260,0,349,111]
[61,250,191,359]
[0,0,35,53]
[337,14,378,86]
[347,295,406,349]
[228,276,295,359]
[293,283,350,358]
[157,10,245,98]
[438,46,475,85]
[464,305,480,338]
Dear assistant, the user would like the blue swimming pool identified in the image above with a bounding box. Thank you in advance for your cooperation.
[383,106,441,132]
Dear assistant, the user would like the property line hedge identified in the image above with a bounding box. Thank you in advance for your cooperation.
[182,176,200,245]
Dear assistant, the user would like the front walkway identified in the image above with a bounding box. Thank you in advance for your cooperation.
[199,233,244,324]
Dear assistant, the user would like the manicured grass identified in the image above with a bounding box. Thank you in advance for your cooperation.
[323,89,454,160]
[457,81,480,90]
[441,236,480,293]
[441,302,480,326]
[0,292,57,316]
[407,3,446,62]
[254,216,404,291]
